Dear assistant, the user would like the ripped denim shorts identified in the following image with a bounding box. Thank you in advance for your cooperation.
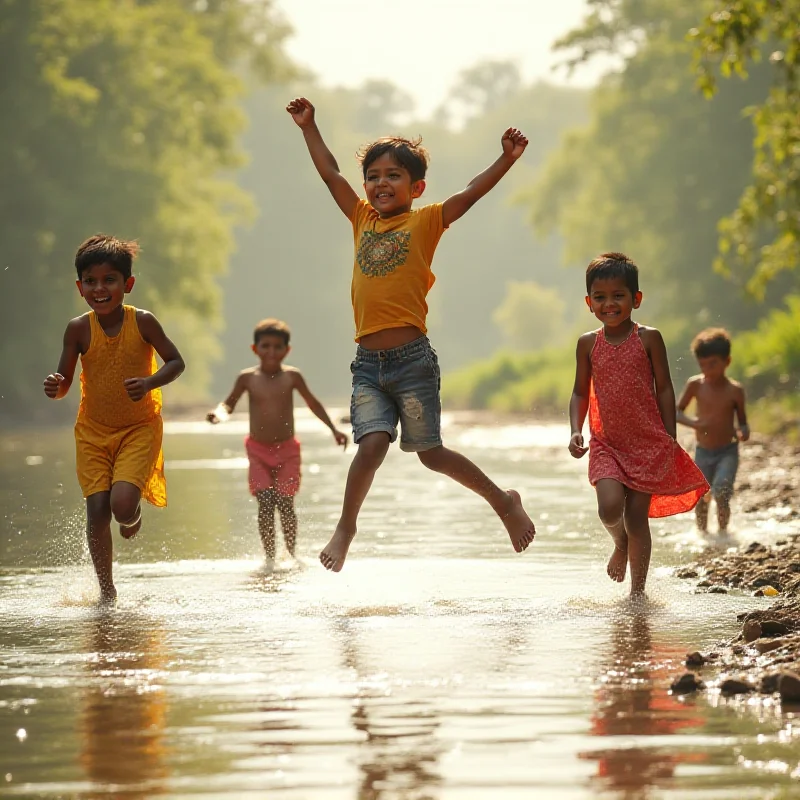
[349,336,441,452]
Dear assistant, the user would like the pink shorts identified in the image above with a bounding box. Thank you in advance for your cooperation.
[245,436,301,497]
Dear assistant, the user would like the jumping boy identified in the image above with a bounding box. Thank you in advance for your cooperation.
[43,234,185,603]
[286,96,535,572]
[207,319,348,563]
[677,327,749,533]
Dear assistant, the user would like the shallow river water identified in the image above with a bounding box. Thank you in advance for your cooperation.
[2,413,800,799]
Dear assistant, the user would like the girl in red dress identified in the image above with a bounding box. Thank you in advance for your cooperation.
[568,253,708,597]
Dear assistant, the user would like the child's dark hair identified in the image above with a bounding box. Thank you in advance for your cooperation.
[586,252,639,295]
[75,234,139,280]
[691,327,732,359]
[357,136,430,183]
[253,318,290,347]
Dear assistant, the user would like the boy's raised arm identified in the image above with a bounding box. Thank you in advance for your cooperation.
[286,97,359,220]
[43,319,83,399]
[293,372,348,448]
[442,127,528,228]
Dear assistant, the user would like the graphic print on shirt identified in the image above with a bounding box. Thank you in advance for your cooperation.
[356,230,411,278]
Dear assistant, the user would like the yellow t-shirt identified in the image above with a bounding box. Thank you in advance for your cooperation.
[350,199,446,341]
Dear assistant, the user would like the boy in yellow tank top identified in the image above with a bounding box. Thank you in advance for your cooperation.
[287,97,536,572]
[43,235,185,603]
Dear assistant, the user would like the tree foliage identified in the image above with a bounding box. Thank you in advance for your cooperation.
[692,0,800,295]
[525,0,780,352]
[492,281,567,351]
[0,0,288,418]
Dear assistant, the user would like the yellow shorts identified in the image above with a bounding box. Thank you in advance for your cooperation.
[75,415,166,507]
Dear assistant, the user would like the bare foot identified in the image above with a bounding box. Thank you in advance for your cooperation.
[500,490,535,553]
[320,525,356,572]
[98,587,117,606]
[120,505,142,540]
[607,545,628,582]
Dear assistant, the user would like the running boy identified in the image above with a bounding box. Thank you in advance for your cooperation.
[286,96,535,572]
[43,235,185,603]
[207,319,348,562]
[568,253,708,596]
[677,328,749,533]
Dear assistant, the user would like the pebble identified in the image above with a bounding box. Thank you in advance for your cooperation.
[778,671,800,702]
[685,651,706,668]
[719,677,754,696]
[670,672,705,694]
[754,638,786,655]
[742,620,762,643]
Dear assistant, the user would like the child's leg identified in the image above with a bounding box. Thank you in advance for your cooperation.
[256,489,278,560]
[713,444,739,533]
[86,491,115,603]
[622,489,652,597]
[321,432,391,571]
[595,478,628,582]
[110,481,143,539]
[416,447,535,552]
[695,495,710,532]
[693,447,715,533]
[277,494,297,557]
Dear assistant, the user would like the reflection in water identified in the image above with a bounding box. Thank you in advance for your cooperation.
[79,611,168,798]
[339,619,443,800]
[581,609,706,798]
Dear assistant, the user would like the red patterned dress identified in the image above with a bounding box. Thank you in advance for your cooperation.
[588,324,708,518]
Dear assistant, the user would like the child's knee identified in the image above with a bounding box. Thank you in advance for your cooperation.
[355,432,391,465]
[277,494,296,514]
[110,485,141,524]
[417,445,445,470]
[598,501,624,528]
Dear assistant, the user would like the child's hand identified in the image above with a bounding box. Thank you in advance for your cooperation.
[43,373,65,399]
[332,428,349,450]
[737,426,750,442]
[568,432,588,459]
[501,127,528,160]
[124,377,151,402]
[286,97,316,128]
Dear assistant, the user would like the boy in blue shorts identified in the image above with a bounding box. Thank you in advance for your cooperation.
[287,96,535,571]
[677,328,749,533]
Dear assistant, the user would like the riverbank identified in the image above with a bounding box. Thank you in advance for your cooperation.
[671,433,800,700]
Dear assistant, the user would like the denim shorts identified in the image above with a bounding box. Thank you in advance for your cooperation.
[350,337,442,452]
[695,442,739,501]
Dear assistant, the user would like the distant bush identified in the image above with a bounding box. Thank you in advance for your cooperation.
[731,295,800,396]
[442,346,574,416]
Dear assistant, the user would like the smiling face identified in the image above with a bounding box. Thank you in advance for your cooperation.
[252,333,290,372]
[76,263,134,315]
[363,153,425,218]
[586,276,642,329]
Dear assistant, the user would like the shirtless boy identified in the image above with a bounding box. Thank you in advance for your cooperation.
[207,319,347,561]
[677,328,749,533]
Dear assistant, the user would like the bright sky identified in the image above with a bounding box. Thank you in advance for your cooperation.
[279,0,608,119]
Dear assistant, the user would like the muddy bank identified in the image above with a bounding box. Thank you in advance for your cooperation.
[671,435,800,700]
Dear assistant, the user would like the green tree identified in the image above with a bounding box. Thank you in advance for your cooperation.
[693,0,800,295]
[492,281,567,350]
[525,0,780,356]
[0,0,289,419]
